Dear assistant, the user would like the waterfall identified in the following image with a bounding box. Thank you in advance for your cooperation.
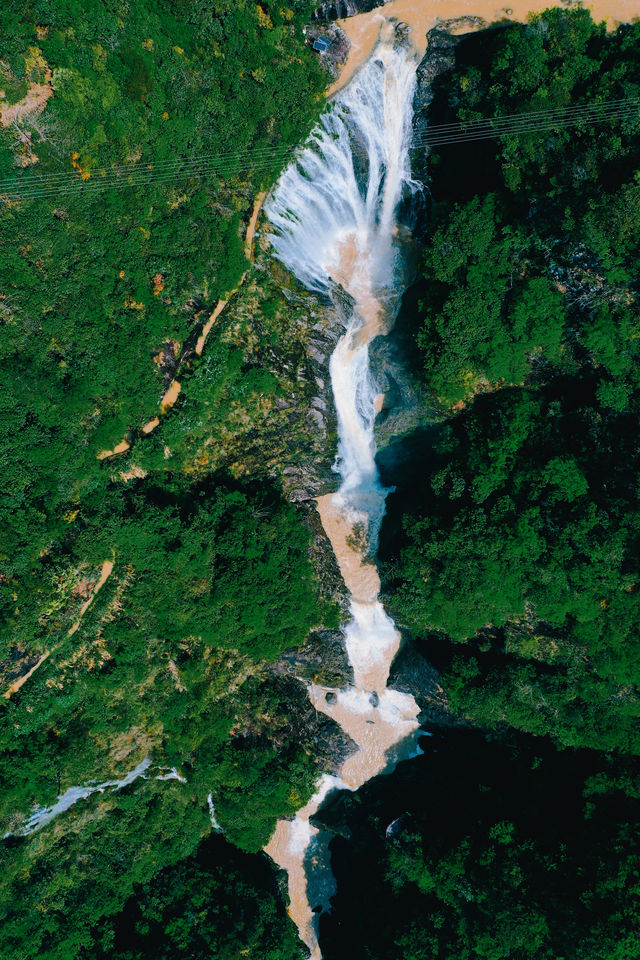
[264,23,424,960]
[7,758,153,836]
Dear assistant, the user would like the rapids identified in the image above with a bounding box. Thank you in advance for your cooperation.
[264,22,424,959]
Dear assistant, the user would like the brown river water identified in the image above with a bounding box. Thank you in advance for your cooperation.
[265,3,640,956]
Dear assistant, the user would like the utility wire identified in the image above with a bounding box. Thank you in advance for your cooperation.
[4,102,638,200]
[421,102,640,147]
[1,97,638,202]
[418,96,640,136]
[4,101,638,195]
[1,94,635,189]
[1,96,634,188]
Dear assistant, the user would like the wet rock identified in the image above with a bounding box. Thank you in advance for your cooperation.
[370,323,440,462]
[305,829,338,919]
[325,691,338,704]
[1,645,43,689]
[272,626,352,689]
[368,691,379,708]
[388,633,468,729]
[314,711,357,775]
[310,787,354,838]
[252,671,357,776]
[313,0,387,22]
[308,407,326,429]
[412,29,460,189]
[308,344,328,365]
[385,812,408,839]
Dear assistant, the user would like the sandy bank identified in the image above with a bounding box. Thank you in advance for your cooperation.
[328,0,640,96]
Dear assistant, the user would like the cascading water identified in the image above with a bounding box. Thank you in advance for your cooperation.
[264,23,423,959]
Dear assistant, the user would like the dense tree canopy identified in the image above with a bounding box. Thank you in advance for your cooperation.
[321,734,640,960]
[0,3,333,958]
[416,9,640,406]
[385,9,640,753]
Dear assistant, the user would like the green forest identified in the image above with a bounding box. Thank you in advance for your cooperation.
[386,7,640,751]
[321,731,640,960]
[375,9,640,959]
[0,1,335,957]
[3,2,640,959]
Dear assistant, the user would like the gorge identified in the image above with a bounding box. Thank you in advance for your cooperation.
[263,21,427,957]
[3,3,640,959]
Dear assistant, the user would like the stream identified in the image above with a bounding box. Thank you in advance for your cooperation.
[264,21,424,959]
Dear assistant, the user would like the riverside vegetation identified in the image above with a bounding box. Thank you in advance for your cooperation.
[371,9,640,959]
[3,4,640,960]
[386,6,640,753]
[0,2,340,958]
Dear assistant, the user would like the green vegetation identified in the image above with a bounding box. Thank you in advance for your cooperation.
[7,825,306,960]
[0,2,336,958]
[321,734,640,960]
[5,4,640,958]
[1,0,326,590]
[349,11,640,960]
[416,8,640,407]
[386,384,640,751]
[0,476,336,959]
[386,9,640,752]
[86,834,305,960]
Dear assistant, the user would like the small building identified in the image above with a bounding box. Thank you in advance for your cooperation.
[313,36,332,53]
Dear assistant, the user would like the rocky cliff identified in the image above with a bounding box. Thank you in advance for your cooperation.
[313,0,388,21]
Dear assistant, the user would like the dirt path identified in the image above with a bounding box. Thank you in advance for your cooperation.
[245,191,266,261]
[97,191,266,457]
[195,297,232,356]
[195,192,265,356]
[3,651,51,700]
[97,439,131,460]
[67,559,114,637]
[3,558,114,700]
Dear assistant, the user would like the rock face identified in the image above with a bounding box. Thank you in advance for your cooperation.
[370,317,439,464]
[273,627,353,689]
[412,28,460,186]
[313,0,388,21]
[273,291,344,504]
[240,247,343,507]
[257,676,356,776]
[388,635,467,730]
[368,31,459,466]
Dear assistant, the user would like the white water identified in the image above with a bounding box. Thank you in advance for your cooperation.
[207,793,223,832]
[7,759,188,836]
[264,24,423,959]
[9,757,152,836]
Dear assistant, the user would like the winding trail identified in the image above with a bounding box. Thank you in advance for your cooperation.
[96,191,266,458]
[3,557,114,700]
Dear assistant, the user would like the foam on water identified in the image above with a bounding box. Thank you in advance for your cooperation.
[264,24,424,960]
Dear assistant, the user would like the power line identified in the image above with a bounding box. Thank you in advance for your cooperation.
[1,97,638,202]
[4,99,639,197]
[421,101,640,147]
[0,96,624,188]
[4,101,637,200]
[419,96,640,136]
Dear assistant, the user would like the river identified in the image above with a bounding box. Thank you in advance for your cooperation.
[263,21,424,959]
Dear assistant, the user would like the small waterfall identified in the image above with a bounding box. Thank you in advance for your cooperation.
[7,758,153,836]
[265,23,423,960]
